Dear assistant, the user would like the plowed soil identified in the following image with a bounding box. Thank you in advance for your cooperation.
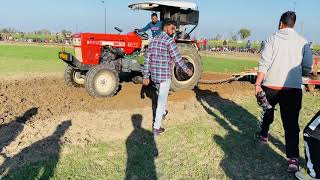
[0,73,253,166]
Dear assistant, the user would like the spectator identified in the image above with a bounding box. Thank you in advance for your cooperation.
[255,11,313,173]
[259,40,266,53]
[246,40,251,49]
[203,39,208,51]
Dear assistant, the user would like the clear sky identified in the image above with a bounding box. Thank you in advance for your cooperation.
[1,0,319,42]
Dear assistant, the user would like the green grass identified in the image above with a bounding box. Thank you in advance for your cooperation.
[139,55,258,73]
[202,56,257,73]
[0,44,71,75]
[3,93,319,179]
[0,44,257,76]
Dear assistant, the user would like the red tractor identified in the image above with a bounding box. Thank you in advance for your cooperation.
[59,1,202,97]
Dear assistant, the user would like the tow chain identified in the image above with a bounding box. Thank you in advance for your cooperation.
[198,76,238,84]
[124,51,141,60]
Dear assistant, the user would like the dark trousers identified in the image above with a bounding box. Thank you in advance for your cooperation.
[260,86,302,158]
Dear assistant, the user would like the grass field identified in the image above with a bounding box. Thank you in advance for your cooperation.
[0,44,256,76]
[201,55,257,73]
[0,44,71,75]
[0,43,319,179]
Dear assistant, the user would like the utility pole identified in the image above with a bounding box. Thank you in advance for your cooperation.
[101,1,107,33]
[293,0,297,11]
[300,22,304,35]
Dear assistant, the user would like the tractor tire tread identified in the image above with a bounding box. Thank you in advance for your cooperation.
[64,66,82,87]
[171,43,202,91]
[85,64,119,98]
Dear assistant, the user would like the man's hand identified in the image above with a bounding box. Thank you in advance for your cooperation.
[255,72,265,96]
[143,78,150,86]
[134,29,140,33]
[186,69,193,77]
[255,85,263,96]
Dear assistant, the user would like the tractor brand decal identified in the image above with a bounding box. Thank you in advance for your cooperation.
[127,42,141,48]
[87,41,125,47]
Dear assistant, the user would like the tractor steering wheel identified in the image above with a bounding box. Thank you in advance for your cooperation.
[134,29,149,40]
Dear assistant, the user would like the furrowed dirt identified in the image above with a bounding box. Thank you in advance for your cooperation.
[0,73,254,170]
[0,73,253,125]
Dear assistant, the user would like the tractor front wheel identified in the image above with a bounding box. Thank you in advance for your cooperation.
[64,66,85,87]
[85,64,119,97]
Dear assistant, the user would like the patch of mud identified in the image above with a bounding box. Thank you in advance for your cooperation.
[0,73,254,171]
[0,73,253,125]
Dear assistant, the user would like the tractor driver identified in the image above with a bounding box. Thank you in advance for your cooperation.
[137,13,163,38]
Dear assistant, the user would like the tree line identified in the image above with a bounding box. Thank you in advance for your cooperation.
[0,27,72,36]
[213,28,251,41]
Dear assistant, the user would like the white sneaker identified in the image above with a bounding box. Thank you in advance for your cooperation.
[295,171,320,180]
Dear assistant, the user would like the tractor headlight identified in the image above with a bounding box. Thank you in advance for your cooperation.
[72,38,81,46]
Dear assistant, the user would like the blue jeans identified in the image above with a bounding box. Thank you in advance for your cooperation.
[154,79,171,129]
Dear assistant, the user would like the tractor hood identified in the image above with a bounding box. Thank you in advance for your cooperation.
[128,1,198,11]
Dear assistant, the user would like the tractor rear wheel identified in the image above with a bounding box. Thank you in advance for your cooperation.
[64,66,85,87]
[171,43,202,91]
[85,64,119,97]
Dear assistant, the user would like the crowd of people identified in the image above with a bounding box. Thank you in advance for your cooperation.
[209,45,259,54]
[205,40,320,56]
